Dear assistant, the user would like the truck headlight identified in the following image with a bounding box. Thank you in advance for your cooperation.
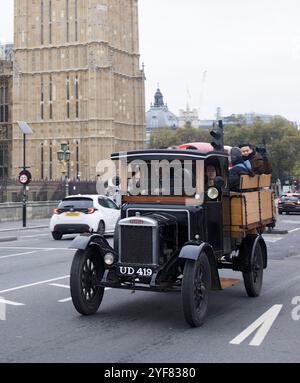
[104,253,115,266]
[207,187,219,200]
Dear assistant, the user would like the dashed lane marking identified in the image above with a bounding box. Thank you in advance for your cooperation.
[0,246,74,251]
[0,276,70,295]
[19,233,50,238]
[263,237,283,243]
[57,287,112,303]
[0,251,37,260]
[289,227,300,233]
[59,298,72,303]
[49,283,69,289]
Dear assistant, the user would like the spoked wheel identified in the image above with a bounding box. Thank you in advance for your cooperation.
[70,247,105,315]
[243,242,263,297]
[182,252,211,327]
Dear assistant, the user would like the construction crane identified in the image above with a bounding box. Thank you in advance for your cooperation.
[198,70,207,120]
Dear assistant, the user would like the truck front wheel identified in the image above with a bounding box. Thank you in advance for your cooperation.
[182,252,211,327]
[70,247,105,315]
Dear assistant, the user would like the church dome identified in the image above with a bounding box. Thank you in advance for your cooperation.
[146,88,178,131]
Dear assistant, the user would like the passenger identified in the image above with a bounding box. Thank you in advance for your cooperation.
[229,147,255,191]
[239,143,272,175]
[206,164,217,188]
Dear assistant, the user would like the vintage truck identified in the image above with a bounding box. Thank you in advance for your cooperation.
[69,143,276,327]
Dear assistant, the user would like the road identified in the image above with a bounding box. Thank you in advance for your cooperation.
[0,215,300,363]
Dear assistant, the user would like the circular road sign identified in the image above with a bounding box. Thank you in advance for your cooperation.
[19,170,32,185]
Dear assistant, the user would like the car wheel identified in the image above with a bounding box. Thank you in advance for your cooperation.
[181,252,211,327]
[97,221,105,236]
[278,211,282,215]
[52,231,63,240]
[70,247,105,315]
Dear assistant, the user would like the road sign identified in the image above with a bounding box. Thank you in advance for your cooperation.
[19,170,32,185]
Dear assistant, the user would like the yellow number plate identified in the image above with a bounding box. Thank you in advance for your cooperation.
[65,212,80,217]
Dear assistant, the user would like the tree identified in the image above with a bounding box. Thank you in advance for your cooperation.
[224,117,300,182]
[149,128,177,149]
[149,126,211,149]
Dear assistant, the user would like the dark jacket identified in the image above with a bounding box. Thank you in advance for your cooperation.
[229,149,255,191]
[245,151,272,175]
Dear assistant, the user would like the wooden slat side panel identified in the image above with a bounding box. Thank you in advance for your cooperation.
[259,174,272,188]
[260,189,275,220]
[240,175,259,190]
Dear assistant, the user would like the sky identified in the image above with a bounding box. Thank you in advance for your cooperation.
[1,0,300,122]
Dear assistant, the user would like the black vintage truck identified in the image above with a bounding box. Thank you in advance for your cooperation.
[69,131,276,327]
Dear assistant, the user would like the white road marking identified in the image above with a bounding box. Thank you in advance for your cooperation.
[0,251,37,260]
[0,275,70,295]
[58,288,112,303]
[0,298,25,306]
[19,234,50,238]
[50,283,69,289]
[263,237,283,243]
[59,298,72,303]
[0,246,74,251]
[230,305,283,347]
[289,227,300,233]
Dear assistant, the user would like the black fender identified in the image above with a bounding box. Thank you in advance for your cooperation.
[179,242,222,291]
[69,234,117,257]
[239,235,267,272]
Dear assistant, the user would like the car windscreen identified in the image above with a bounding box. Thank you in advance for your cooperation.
[58,198,94,210]
[126,159,200,198]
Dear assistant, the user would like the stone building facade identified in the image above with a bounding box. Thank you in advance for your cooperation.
[0,53,13,178]
[12,0,145,181]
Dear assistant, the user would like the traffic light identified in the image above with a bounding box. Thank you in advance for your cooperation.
[210,120,224,152]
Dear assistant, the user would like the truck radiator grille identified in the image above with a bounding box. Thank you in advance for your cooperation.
[120,226,153,264]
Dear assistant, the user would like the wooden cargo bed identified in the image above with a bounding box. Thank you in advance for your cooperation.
[230,174,276,238]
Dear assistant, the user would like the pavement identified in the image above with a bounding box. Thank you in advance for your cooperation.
[0,218,50,243]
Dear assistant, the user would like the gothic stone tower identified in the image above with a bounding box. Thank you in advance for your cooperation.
[13,0,145,180]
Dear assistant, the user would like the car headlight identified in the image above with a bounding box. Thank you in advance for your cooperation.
[207,187,219,200]
[104,253,115,266]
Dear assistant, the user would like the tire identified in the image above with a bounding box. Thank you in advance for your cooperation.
[278,210,282,215]
[97,220,105,236]
[70,247,105,315]
[52,231,63,240]
[182,252,211,327]
[243,242,263,297]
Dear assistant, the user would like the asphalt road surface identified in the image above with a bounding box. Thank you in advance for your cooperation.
[0,215,300,363]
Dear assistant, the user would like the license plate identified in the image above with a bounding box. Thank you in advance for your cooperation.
[117,266,154,277]
[65,212,80,217]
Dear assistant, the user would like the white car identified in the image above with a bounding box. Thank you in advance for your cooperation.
[50,195,120,240]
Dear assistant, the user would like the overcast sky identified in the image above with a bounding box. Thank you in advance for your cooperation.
[1,0,300,122]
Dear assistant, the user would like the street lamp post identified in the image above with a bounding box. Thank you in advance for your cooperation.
[57,143,71,198]
[17,122,33,228]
